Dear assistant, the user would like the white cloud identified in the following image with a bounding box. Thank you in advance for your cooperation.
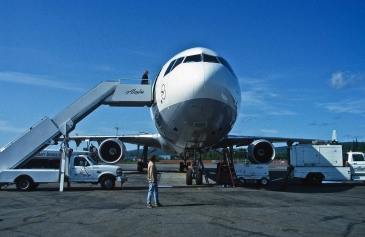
[0,72,85,92]
[0,119,25,133]
[241,90,265,107]
[268,109,297,116]
[330,71,364,89]
[318,99,365,114]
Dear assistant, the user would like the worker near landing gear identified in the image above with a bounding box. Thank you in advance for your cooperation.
[147,154,163,208]
[222,148,230,164]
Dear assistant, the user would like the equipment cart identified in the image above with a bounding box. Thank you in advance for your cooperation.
[234,164,270,185]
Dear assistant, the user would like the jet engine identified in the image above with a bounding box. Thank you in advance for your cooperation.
[247,139,275,164]
[98,139,126,163]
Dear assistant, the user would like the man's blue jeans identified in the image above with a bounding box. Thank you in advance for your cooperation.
[147,180,159,205]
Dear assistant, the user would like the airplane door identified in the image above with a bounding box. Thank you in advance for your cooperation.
[69,156,93,182]
[152,68,162,103]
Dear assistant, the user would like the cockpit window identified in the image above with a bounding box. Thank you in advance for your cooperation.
[203,54,219,63]
[218,56,237,77]
[183,54,202,63]
[171,57,184,71]
[164,59,176,77]
[164,57,185,77]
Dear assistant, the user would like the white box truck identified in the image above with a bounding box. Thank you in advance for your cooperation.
[0,150,128,191]
[289,144,365,185]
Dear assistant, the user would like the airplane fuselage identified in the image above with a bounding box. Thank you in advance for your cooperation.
[150,48,241,153]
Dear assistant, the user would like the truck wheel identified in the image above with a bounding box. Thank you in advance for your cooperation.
[260,178,269,186]
[313,175,323,186]
[306,174,323,186]
[100,177,115,190]
[300,178,308,185]
[239,178,245,185]
[32,183,40,189]
[16,176,34,191]
[196,170,203,185]
[186,169,193,185]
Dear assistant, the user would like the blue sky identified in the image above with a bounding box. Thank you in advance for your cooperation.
[1,1,365,151]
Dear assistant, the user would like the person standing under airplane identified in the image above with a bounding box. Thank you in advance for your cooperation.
[147,154,163,208]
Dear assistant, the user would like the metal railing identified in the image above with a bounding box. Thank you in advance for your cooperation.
[0,117,49,152]
[118,78,151,84]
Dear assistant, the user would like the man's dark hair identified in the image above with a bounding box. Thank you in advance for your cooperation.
[150,154,156,162]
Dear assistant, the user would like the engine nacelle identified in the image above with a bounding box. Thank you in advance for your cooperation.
[98,139,126,164]
[247,139,275,164]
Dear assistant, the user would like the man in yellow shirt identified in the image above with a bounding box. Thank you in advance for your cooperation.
[147,154,163,208]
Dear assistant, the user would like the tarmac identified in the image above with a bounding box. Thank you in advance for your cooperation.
[1,164,365,237]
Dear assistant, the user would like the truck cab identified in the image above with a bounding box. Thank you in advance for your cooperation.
[68,154,128,189]
[343,151,365,166]
[343,151,365,181]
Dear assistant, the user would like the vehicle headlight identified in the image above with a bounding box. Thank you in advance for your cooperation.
[116,168,123,176]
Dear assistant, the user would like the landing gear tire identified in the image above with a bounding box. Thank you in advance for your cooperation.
[16,176,33,191]
[137,162,144,172]
[179,162,184,172]
[217,162,221,171]
[196,170,203,185]
[100,177,115,190]
[260,178,269,186]
[186,169,193,185]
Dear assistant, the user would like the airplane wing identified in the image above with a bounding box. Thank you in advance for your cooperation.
[212,135,324,149]
[60,133,327,165]
[63,134,323,150]
[62,134,164,150]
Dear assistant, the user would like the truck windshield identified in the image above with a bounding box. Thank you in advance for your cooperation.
[353,154,365,161]
[87,156,97,165]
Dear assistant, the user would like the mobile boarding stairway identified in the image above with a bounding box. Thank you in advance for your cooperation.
[0,80,153,176]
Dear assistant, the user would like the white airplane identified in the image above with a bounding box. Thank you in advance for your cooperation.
[69,47,316,185]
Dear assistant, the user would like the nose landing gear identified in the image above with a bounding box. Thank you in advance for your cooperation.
[185,149,208,185]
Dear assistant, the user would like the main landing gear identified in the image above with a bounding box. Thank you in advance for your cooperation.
[137,145,156,172]
[184,149,208,185]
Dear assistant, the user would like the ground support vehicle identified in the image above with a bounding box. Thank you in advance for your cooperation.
[289,144,365,185]
[234,163,270,185]
[0,150,128,191]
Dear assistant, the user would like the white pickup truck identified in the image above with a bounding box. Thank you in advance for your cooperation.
[0,150,128,191]
[289,144,365,185]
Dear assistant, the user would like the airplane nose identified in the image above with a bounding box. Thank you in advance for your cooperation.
[202,62,241,111]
